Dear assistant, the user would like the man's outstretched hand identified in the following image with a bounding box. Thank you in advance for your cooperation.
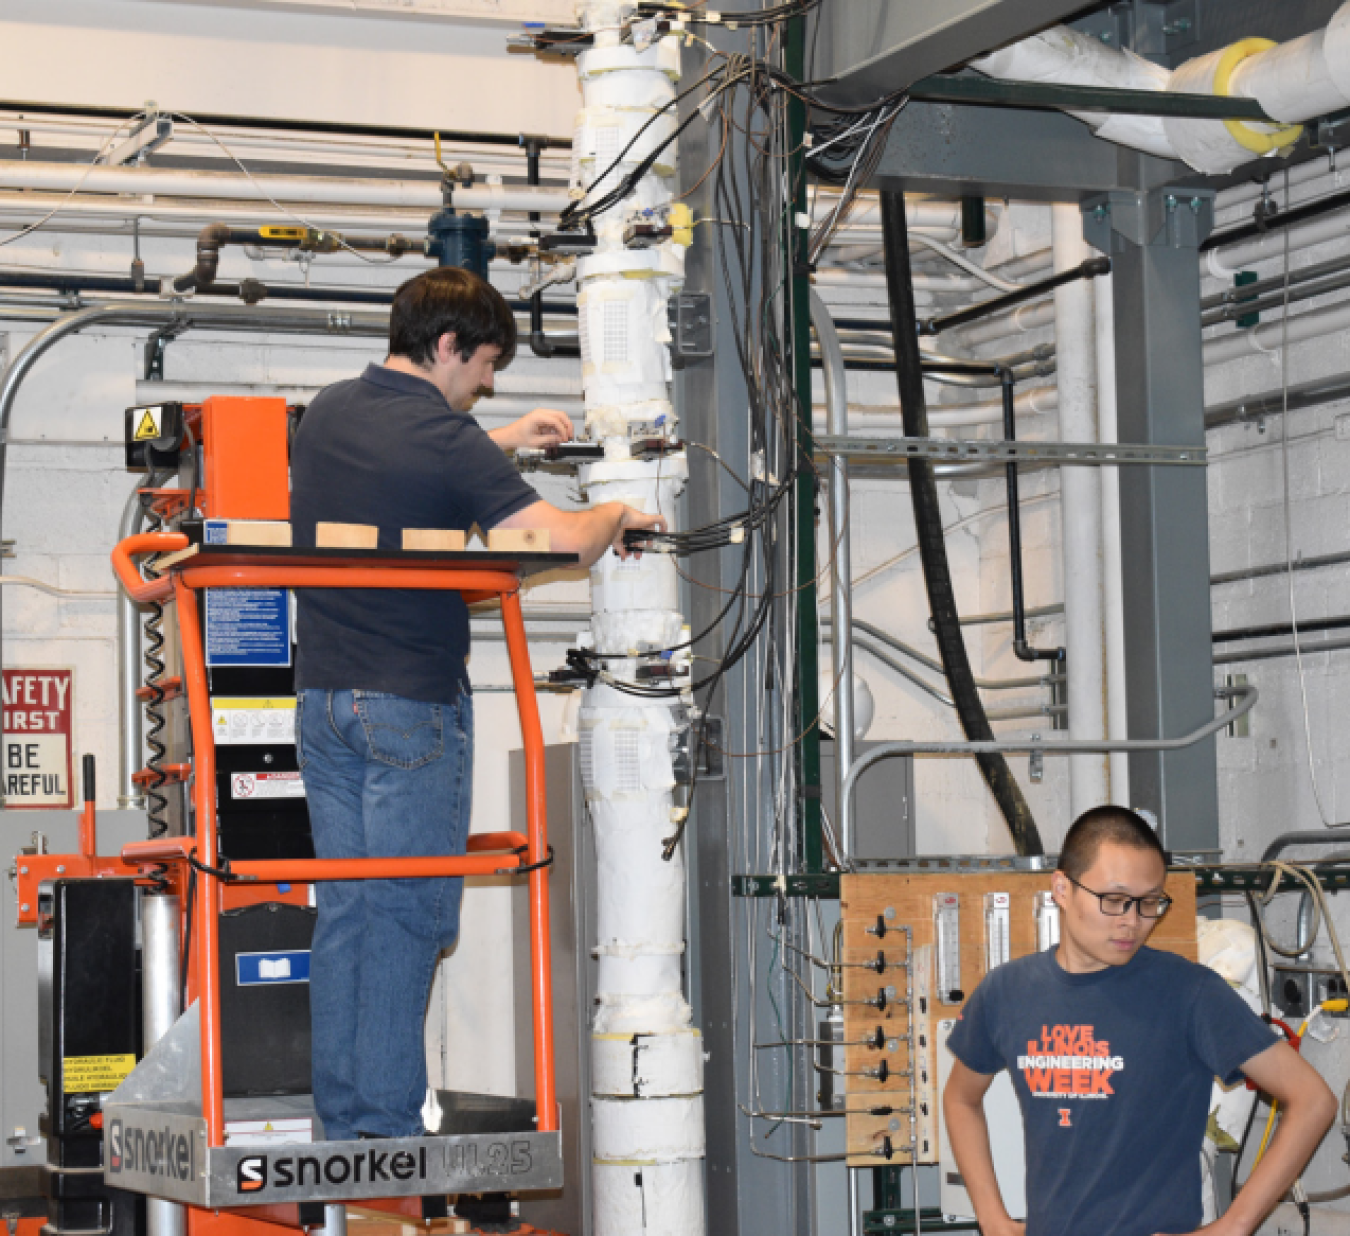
[613,508,666,560]
[490,407,575,452]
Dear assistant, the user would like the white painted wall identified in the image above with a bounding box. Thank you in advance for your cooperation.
[13,0,1350,1204]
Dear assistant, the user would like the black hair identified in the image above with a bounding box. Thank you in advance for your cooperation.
[388,267,517,368]
[1057,805,1166,882]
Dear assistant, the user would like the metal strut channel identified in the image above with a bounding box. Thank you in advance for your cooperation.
[879,190,1043,858]
[811,438,1207,467]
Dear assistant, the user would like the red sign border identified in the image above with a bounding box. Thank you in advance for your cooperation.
[2,666,75,811]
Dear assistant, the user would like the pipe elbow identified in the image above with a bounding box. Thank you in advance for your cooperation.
[187,222,233,292]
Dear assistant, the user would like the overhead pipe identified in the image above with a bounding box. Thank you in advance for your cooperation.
[1052,203,1108,812]
[998,370,1064,666]
[880,189,1044,857]
[171,223,418,293]
[810,385,1058,433]
[0,158,572,214]
[1204,296,1350,365]
[920,256,1111,336]
[0,98,569,152]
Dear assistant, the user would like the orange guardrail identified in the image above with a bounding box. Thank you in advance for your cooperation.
[111,532,557,1148]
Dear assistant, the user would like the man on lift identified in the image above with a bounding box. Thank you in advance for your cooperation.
[944,806,1335,1236]
[290,266,663,1142]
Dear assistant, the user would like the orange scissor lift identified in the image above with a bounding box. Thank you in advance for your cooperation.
[16,524,569,1234]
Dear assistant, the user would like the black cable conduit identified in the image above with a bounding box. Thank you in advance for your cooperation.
[880,189,1044,858]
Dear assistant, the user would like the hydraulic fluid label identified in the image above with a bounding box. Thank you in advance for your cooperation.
[64,1053,136,1094]
[212,698,296,746]
[205,588,291,668]
[231,771,305,800]
[236,950,311,986]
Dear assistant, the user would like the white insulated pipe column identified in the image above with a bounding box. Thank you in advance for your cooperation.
[1051,205,1108,814]
[570,7,706,1234]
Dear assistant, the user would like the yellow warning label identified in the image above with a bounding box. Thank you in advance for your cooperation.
[133,408,161,441]
[63,1054,136,1094]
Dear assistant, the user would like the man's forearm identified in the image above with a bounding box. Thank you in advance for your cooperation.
[560,503,626,566]
[945,1099,1016,1235]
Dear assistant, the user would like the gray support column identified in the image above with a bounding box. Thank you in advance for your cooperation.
[1087,189,1219,853]
[677,31,813,1236]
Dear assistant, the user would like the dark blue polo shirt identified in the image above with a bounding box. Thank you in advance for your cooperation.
[291,363,539,703]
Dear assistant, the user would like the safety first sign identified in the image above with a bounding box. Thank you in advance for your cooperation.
[3,669,75,809]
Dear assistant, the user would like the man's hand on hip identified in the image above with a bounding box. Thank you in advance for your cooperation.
[490,408,575,452]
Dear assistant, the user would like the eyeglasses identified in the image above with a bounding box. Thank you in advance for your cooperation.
[1065,874,1172,919]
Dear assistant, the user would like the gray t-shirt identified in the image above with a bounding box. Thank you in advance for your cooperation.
[947,944,1275,1236]
[291,363,538,703]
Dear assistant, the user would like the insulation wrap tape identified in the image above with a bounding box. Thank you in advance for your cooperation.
[593,1028,705,1098]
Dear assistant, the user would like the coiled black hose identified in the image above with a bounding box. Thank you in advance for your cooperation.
[879,190,1044,857]
[141,493,170,838]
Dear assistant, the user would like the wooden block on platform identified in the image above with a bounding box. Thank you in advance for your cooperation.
[220,519,292,547]
[316,522,378,549]
[153,545,200,571]
[486,527,550,553]
[403,528,466,552]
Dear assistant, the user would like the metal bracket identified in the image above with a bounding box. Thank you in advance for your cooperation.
[812,436,1206,467]
[96,111,174,167]
[143,321,189,382]
[667,293,713,368]
[1072,0,1200,59]
[1083,188,1215,253]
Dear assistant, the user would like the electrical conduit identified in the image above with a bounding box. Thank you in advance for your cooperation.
[1052,204,1108,813]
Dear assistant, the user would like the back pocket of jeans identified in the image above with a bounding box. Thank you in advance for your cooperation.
[355,694,444,770]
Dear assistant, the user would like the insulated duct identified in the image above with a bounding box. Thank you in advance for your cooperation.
[971,6,1350,175]
[568,8,706,1233]
[879,190,1044,857]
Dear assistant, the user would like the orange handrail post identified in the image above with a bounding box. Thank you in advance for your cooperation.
[173,578,228,1147]
[501,588,557,1134]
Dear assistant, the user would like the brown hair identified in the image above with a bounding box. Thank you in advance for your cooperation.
[389,266,516,368]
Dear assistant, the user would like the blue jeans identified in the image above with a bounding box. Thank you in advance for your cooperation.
[297,688,473,1140]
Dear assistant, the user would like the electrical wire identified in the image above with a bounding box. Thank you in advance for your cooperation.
[1273,171,1338,827]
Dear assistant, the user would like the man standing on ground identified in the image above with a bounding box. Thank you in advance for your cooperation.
[944,806,1335,1236]
[290,266,663,1142]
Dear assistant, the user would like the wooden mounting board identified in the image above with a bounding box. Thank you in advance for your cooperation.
[839,870,1197,1168]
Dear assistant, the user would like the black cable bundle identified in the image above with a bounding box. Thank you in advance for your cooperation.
[879,190,1044,858]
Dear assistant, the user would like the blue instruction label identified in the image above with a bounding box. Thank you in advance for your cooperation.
[205,588,291,668]
[235,950,311,987]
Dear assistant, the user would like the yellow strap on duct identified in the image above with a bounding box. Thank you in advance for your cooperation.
[1212,38,1303,155]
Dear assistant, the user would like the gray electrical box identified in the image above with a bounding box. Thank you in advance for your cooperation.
[820,739,915,861]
